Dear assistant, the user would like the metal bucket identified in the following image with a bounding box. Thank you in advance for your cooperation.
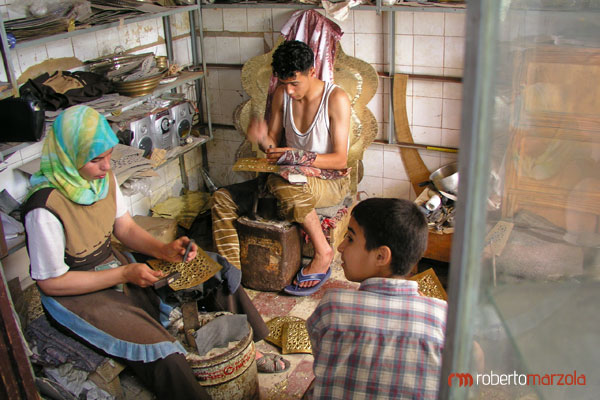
[187,317,258,400]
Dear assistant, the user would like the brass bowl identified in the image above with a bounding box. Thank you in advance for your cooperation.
[113,70,167,97]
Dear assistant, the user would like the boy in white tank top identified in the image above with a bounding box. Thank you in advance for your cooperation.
[212,40,351,296]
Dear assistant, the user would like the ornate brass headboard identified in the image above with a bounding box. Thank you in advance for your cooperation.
[234,38,379,194]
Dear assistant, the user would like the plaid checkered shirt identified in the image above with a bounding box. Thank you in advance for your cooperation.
[306,277,447,399]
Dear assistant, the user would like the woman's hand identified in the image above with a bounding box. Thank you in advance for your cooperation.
[122,263,164,287]
[160,236,198,263]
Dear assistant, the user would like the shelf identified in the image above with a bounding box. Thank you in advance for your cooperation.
[201,1,466,13]
[11,5,199,50]
[0,87,15,100]
[154,134,210,172]
[0,142,32,160]
[112,70,205,115]
[0,70,205,160]
[0,239,25,260]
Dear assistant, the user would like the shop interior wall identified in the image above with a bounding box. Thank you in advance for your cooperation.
[0,4,466,286]
[201,7,465,200]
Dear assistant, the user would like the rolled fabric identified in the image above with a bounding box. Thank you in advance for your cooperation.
[276,149,317,166]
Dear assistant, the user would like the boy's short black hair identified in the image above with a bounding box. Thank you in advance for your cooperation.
[351,198,428,276]
[271,40,314,80]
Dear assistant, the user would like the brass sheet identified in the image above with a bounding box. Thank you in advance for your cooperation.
[281,320,312,355]
[112,215,178,253]
[150,191,212,230]
[232,157,280,173]
[393,74,431,197]
[264,316,304,348]
[409,268,448,301]
[147,247,222,291]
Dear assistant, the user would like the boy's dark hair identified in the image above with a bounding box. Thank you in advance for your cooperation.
[271,40,314,80]
[351,198,428,276]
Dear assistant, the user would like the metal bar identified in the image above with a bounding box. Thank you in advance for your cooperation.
[163,16,174,62]
[206,63,244,69]
[387,9,396,144]
[178,154,189,190]
[189,10,199,67]
[201,3,466,13]
[373,140,458,153]
[0,15,18,98]
[198,3,213,140]
[189,8,204,118]
[438,1,500,399]
[378,71,462,83]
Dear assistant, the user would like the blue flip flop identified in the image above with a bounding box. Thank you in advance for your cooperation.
[283,267,332,296]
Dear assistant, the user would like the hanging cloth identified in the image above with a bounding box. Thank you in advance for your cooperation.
[264,10,343,119]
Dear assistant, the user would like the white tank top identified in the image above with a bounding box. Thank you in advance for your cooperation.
[283,81,337,154]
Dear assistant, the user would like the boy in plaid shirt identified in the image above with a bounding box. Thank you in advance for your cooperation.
[306,198,447,399]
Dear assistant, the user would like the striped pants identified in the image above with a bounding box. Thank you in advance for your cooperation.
[211,174,350,269]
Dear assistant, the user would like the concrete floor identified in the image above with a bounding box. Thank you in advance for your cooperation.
[245,256,359,400]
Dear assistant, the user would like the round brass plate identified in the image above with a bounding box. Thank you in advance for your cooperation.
[113,69,167,97]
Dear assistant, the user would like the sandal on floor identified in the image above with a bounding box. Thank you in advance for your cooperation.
[256,353,290,373]
[283,267,331,296]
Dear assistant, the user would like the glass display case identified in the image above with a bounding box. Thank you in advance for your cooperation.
[440,1,599,399]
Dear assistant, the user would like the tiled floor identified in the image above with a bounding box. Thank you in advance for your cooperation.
[245,255,359,400]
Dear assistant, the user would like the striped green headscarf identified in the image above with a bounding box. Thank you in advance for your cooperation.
[29,105,118,205]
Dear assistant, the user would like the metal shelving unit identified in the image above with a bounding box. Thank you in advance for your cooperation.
[0,4,213,174]
[11,5,199,50]
[200,1,466,14]
[0,15,18,100]
[0,4,212,130]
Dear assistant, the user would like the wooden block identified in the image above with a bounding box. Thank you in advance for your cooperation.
[236,217,301,291]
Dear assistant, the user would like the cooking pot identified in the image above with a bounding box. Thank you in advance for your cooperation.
[429,162,458,200]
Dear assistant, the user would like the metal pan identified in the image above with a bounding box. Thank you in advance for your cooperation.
[429,162,458,200]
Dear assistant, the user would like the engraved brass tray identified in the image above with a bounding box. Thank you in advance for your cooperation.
[147,247,223,291]
[409,268,448,301]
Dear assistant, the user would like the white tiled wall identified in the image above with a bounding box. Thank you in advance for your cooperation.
[199,8,465,200]
[1,6,466,212]
[0,4,466,285]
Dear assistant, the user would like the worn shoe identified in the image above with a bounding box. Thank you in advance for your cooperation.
[256,353,290,373]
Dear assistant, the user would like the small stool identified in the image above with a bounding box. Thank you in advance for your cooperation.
[236,216,302,291]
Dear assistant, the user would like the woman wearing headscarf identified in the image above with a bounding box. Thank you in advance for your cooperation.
[21,105,268,398]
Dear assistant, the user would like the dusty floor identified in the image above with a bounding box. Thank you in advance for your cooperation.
[245,255,358,400]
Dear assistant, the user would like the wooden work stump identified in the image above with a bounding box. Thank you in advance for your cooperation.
[236,217,301,291]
